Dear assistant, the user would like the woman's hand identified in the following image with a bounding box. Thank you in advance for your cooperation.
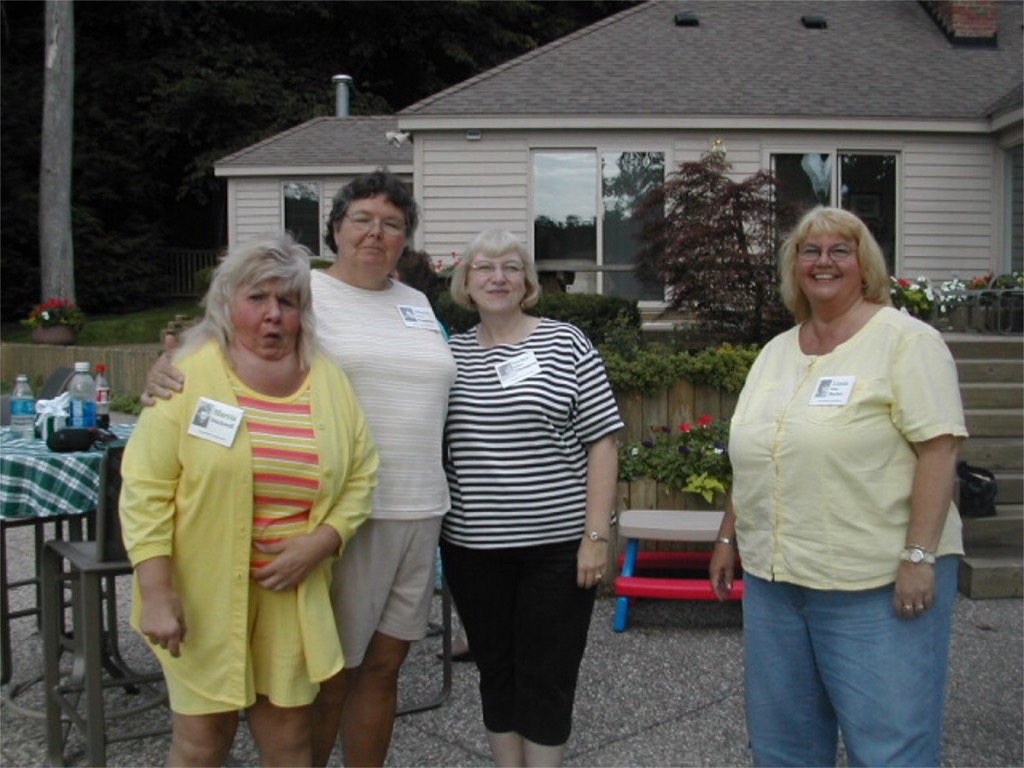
[140,589,187,657]
[136,557,187,657]
[709,504,738,601]
[576,537,608,589]
[251,526,342,592]
[709,542,738,601]
[141,333,185,406]
[893,562,935,620]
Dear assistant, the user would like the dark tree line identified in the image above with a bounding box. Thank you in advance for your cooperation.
[0,0,634,320]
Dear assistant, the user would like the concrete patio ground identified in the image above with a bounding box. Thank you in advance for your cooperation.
[1,520,1021,767]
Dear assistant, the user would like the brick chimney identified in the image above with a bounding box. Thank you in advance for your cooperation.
[923,1,999,46]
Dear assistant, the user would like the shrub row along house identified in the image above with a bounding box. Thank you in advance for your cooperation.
[214,0,1022,318]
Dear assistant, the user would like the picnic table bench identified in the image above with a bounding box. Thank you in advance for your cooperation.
[614,508,744,632]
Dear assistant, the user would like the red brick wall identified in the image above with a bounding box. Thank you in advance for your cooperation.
[928,1,998,39]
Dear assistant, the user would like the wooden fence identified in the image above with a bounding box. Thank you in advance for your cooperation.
[1,343,162,398]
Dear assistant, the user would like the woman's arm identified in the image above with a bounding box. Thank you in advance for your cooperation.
[709,497,739,601]
[893,433,961,617]
[577,433,618,588]
[140,333,185,406]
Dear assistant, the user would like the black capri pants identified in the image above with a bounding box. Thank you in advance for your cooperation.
[440,538,597,746]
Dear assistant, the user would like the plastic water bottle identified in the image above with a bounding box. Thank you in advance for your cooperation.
[94,363,111,430]
[10,374,36,440]
[69,361,97,428]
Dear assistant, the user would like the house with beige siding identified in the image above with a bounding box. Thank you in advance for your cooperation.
[215,0,1022,305]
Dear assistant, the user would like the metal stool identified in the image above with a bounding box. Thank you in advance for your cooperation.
[41,441,169,766]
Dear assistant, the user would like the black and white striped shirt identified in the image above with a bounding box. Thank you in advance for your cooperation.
[442,318,624,549]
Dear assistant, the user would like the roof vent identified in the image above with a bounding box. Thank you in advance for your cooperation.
[674,12,699,27]
[801,15,828,29]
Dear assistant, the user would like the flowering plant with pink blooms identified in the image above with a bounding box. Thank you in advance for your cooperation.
[618,415,731,502]
[431,252,461,278]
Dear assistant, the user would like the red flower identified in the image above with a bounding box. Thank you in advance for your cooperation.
[697,415,714,428]
[680,423,693,433]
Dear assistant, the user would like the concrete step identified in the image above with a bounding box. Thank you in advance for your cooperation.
[964,409,1024,438]
[957,359,1024,384]
[962,505,1023,547]
[960,382,1024,410]
[959,544,1023,599]
[944,334,1024,360]
[987,471,1024,504]
[960,438,1024,471]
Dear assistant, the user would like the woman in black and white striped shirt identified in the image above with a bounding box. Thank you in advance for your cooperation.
[440,228,623,767]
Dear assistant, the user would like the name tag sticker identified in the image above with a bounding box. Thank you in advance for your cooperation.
[187,397,244,447]
[397,305,439,331]
[495,350,542,388]
[809,375,856,406]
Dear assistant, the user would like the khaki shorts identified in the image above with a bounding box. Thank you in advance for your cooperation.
[330,517,443,667]
[164,580,318,715]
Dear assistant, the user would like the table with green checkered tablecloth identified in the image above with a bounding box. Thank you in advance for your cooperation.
[0,423,134,692]
[0,424,134,520]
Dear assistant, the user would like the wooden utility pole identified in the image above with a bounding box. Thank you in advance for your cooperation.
[39,0,75,302]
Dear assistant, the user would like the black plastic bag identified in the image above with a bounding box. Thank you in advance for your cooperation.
[956,461,998,518]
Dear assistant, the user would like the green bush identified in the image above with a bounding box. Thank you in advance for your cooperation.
[600,342,760,394]
[436,291,642,345]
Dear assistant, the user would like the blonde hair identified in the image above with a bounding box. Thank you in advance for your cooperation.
[176,232,317,368]
[449,228,542,310]
[778,206,892,323]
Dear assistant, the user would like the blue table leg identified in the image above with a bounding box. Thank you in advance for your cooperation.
[613,538,640,632]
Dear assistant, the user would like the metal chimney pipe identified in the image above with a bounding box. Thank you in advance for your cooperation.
[332,74,352,117]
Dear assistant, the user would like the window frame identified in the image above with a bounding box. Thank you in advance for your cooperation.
[281,180,323,257]
[530,146,669,305]
[766,147,901,274]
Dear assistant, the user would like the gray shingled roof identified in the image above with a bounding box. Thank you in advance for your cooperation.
[215,116,410,170]
[401,0,1023,120]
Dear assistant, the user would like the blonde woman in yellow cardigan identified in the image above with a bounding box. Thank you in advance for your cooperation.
[120,233,378,767]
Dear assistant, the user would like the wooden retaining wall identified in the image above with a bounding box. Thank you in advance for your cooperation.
[1,343,162,398]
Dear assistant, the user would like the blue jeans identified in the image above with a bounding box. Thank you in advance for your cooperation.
[743,556,959,767]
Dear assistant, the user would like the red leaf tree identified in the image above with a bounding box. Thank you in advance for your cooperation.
[634,150,798,345]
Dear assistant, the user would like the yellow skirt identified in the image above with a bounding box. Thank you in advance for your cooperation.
[162,579,319,715]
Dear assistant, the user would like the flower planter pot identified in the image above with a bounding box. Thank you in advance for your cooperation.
[31,326,76,345]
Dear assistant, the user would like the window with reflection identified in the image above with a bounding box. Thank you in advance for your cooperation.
[532,150,664,299]
[283,181,321,255]
[772,152,897,273]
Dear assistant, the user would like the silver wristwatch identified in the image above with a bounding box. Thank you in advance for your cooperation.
[899,545,936,565]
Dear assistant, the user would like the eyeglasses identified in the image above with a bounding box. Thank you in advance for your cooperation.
[344,213,406,237]
[798,244,856,263]
[470,262,525,277]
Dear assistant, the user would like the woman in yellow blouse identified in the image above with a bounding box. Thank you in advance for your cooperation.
[120,233,378,766]
[710,207,966,767]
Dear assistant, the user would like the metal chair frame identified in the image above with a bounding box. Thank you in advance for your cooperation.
[397,581,453,716]
[40,441,169,767]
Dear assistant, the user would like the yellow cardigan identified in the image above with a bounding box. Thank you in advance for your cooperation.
[120,341,378,708]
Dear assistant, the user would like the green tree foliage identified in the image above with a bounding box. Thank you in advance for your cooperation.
[0,0,635,320]
[634,151,798,345]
